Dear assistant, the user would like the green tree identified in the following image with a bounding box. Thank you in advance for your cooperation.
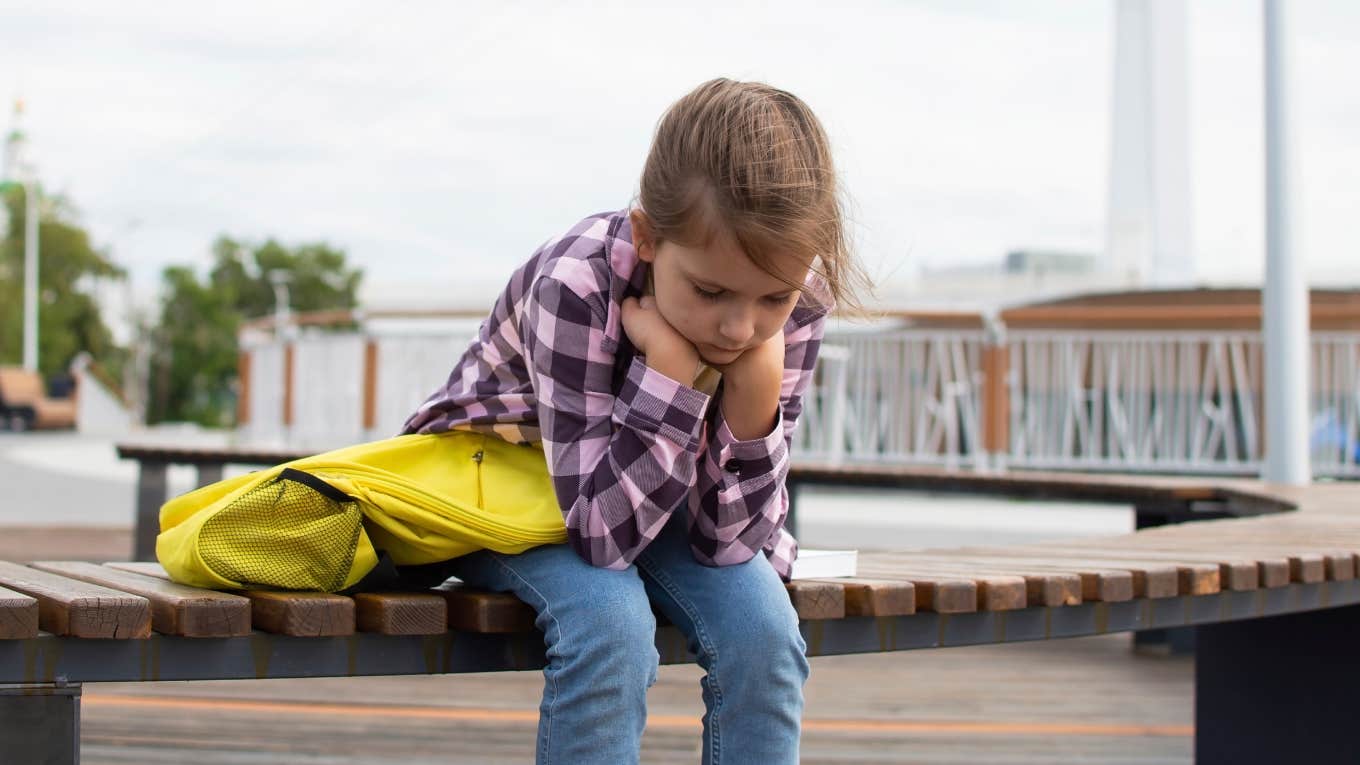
[147,236,362,426]
[0,185,127,383]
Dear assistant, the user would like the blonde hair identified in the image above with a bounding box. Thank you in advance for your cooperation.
[637,78,872,316]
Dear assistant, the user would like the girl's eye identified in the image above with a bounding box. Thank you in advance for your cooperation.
[693,285,723,301]
[693,284,797,305]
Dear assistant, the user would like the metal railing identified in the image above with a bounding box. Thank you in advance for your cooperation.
[237,322,1360,479]
[790,329,987,470]
[1007,331,1265,474]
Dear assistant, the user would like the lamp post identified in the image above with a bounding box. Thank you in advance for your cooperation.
[0,176,37,372]
[3,100,39,372]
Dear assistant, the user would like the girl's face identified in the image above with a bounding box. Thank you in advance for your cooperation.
[631,211,810,367]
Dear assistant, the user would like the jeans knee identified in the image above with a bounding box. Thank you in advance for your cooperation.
[717,602,808,680]
[552,586,659,686]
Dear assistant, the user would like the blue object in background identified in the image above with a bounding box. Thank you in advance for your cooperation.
[1311,411,1360,463]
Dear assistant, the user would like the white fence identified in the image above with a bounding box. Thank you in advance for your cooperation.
[240,328,476,449]
[238,325,1360,479]
[1007,332,1265,473]
[791,329,988,470]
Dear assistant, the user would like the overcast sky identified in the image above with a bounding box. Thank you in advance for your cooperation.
[2,0,1357,319]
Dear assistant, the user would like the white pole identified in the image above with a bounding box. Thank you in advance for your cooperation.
[21,178,38,372]
[1262,0,1310,484]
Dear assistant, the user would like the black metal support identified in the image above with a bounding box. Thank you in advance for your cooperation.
[0,683,81,765]
[134,460,168,561]
[1197,604,1360,763]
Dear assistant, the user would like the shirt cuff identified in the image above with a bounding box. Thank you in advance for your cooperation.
[612,356,712,453]
[713,405,785,476]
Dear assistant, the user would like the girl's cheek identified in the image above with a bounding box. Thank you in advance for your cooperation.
[678,305,708,340]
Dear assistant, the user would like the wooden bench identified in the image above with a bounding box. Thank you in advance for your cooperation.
[0,366,76,431]
[31,443,1344,763]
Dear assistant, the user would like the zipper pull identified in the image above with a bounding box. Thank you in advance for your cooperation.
[471,450,484,463]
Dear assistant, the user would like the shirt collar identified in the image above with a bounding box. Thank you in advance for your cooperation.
[600,209,647,353]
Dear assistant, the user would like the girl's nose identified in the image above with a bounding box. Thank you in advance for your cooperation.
[719,305,756,346]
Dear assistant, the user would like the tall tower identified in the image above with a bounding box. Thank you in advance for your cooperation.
[1106,0,1194,288]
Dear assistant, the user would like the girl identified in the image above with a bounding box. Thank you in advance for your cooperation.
[403,77,868,764]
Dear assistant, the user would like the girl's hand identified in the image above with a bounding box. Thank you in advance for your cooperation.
[714,330,785,440]
[621,295,701,384]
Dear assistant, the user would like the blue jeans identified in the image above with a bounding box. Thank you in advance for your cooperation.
[446,510,809,764]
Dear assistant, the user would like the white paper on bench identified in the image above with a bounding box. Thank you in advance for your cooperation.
[789,549,858,580]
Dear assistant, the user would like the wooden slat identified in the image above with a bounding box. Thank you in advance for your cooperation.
[437,584,537,633]
[0,561,150,638]
[1028,545,1263,591]
[803,578,916,616]
[899,577,976,614]
[1118,537,1323,585]
[784,581,846,620]
[1106,549,1287,589]
[1119,523,1353,582]
[1037,535,1310,588]
[865,555,1082,607]
[858,560,1031,611]
[943,549,1181,599]
[949,548,1214,597]
[353,592,447,635]
[29,562,251,637]
[246,591,354,636]
[1327,554,1356,581]
[1279,552,1324,583]
[0,585,39,639]
[107,561,354,636]
[856,557,1022,612]
[914,553,1136,602]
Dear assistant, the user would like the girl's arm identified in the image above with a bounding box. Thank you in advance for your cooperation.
[522,270,711,570]
[687,312,825,570]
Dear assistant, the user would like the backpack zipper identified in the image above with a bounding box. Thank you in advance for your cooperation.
[472,448,484,508]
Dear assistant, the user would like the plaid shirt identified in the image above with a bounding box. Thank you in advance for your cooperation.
[402,210,830,580]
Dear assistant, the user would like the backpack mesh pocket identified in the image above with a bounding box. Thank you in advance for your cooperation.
[198,468,361,591]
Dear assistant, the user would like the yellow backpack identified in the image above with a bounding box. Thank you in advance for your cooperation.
[157,431,568,592]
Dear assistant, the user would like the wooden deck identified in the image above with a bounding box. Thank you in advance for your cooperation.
[77,636,1193,764]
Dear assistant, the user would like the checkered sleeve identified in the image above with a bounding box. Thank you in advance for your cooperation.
[688,312,826,579]
[523,273,713,570]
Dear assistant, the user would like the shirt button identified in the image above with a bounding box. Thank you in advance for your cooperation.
[723,459,742,474]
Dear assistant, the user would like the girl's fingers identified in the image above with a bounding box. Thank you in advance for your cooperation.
[639,295,655,310]
[620,297,648,351]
